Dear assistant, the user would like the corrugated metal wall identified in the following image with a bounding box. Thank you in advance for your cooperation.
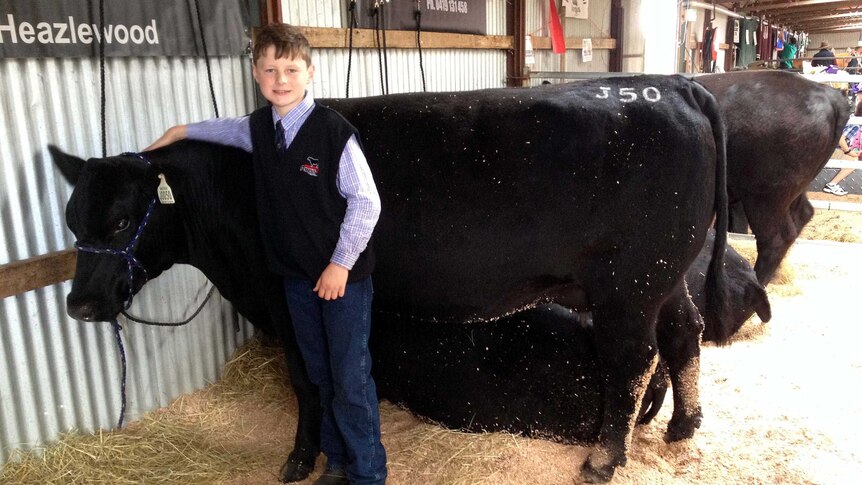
[0,55,257,463]
[283,0,510,96]
[527,0,613,84]
[808,32,861,54]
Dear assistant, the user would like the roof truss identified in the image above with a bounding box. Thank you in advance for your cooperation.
[718,1,862,32]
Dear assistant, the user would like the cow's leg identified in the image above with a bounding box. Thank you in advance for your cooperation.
[788,193,815,234]
[656,283,705,442]
[267,293,321,483]
[581,303,659,483]
[637,360,669,425]
[728,200,749,234]
[743,196,800,285]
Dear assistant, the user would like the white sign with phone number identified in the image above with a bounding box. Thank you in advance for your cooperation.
[563,0,589,19]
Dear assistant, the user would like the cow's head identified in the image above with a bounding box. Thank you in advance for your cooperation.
[50,146,177,321]
[701,255,772,343]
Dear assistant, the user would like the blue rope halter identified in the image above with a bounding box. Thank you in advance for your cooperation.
[73,152,156,310]
[74,197,156,310]
[73,151,156,428]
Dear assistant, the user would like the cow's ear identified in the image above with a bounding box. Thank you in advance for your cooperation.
[49,145,85,185]
[749,285,772,323]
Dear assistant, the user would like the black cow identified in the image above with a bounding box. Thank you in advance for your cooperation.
[321,75,730,482]
[53,74,728,483]
[372,234,770,441]
[690,231,771,343]
[49,144,320,483]
[697,70,850,284]
[372,304,670,442]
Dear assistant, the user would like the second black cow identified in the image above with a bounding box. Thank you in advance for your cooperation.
[698,70,850,284]
[372,233,770,442]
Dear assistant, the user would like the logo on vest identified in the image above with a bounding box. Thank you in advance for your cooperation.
[300,157,320,177]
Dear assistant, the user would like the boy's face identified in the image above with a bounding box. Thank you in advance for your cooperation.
[253,45,314,117]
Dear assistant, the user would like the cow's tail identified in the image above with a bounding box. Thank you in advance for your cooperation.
[692,81,731,344]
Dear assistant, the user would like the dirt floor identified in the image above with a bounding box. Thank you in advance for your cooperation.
[2,207,861,484]
[799,204,862,243]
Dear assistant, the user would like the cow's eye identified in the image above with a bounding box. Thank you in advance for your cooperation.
[114,219,130,233]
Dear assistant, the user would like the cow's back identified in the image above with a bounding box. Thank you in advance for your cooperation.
[322,75,722,321]
[698,71,848,199]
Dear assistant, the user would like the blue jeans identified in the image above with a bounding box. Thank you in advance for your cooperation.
[284,277,387,485]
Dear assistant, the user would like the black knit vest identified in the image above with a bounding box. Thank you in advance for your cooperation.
[249,105,375,282]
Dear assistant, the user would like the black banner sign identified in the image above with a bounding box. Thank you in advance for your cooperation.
[0,0,251,59]
[355,1,486,36]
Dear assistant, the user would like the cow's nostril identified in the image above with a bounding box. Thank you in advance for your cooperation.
[67,302,96,322]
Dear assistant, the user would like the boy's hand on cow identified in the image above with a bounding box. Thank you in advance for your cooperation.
[144,125,188,152]
[314,263,349,300]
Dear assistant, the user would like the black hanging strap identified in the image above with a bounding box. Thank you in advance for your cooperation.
[193,0,219,117]
[380,1,389,95]
[415,2,426,92]
[373,5,385,95]
[346,0,358,98]
[98,0,107,157]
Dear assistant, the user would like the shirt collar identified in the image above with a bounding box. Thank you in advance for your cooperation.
[272,91,315,129]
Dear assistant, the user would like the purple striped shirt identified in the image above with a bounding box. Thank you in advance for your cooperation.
[186,93,380,270]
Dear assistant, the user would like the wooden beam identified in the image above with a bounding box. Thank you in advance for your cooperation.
[298,26,514,50]
[0,249,76,299]
[507,0,527,87]
[259,0,281,25]
[529,36,617,50]
[609,0,623,72]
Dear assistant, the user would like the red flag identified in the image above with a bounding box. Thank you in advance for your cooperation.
[548,0,566,54]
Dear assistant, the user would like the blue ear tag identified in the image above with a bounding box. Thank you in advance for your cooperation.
[157,174,176,204]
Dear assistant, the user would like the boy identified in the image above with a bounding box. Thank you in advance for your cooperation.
[146,23,385,485]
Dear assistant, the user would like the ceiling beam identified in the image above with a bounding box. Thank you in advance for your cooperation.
[793,20,862,28]
[808,25,862,32]
[771,10,862,22]
[746,0,859,12]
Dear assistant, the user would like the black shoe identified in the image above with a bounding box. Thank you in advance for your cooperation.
[313,468,350,485]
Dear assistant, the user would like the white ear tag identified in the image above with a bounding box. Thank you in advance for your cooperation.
[157,173,176,204]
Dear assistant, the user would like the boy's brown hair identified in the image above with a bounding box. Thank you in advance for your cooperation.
[253,23,311,65]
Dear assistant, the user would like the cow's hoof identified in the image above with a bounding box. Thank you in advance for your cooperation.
[279,455,315,483]
[580,459,616,484]
[665,411,703,442]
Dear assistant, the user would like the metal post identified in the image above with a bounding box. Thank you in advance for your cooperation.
[507,0,527,87]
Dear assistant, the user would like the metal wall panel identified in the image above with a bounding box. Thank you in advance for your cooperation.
[486,0,508,36]
[0,55,257,464]
[526,0,613,85]
[526,0,611,39]
[283,0,509,95]
[282,0,344,28]
[807,32,860,54]
[280,0,508,34]
[311,47,507,98]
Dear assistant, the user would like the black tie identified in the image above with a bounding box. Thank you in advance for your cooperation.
[275,121,287,154]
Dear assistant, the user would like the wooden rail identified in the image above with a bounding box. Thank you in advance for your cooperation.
[299,26,513,50]
[529,36,617,51]
[0,249,76,299]
[297,27,617,52]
